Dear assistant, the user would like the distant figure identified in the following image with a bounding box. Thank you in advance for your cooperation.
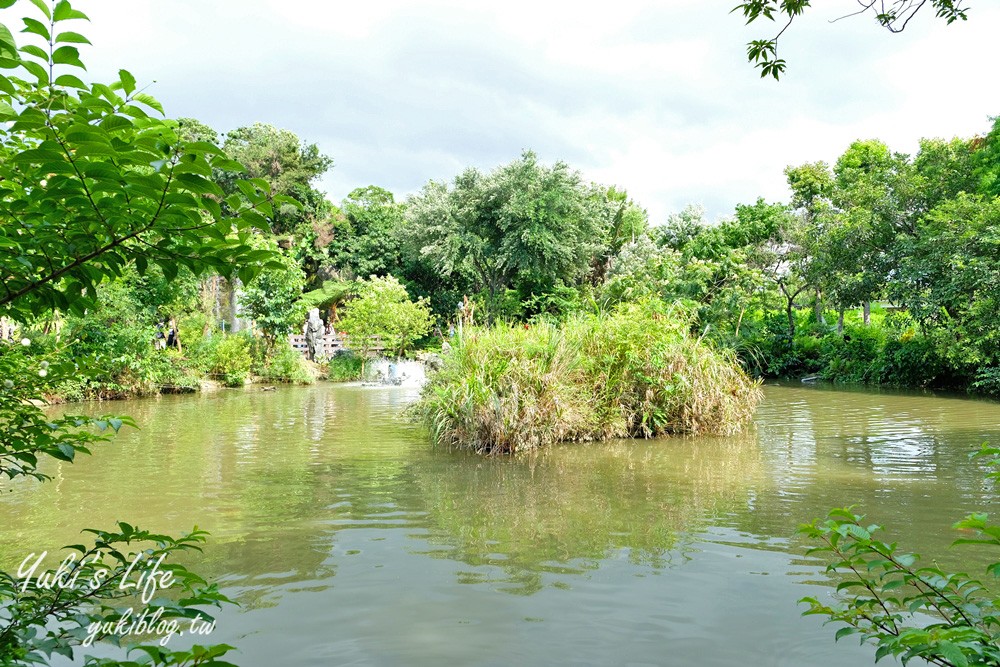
[165,318,181,351]
[1,316,16,342]
[304,308,324,361]
[154,321,167,350]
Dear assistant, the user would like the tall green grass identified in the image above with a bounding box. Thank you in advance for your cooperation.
[415,300,763,453]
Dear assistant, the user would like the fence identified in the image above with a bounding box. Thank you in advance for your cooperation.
[288,333,383,357]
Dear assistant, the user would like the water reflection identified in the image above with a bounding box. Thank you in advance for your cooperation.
[407,434,764,595]
[3,382,1000,665]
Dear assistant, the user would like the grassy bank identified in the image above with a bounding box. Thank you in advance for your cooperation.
[415,300,762,454]
[27,328,319,402]
[733,306,993,393]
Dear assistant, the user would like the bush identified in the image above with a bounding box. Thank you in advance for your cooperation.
[737,312,824,378]
[146,351,200,392]
[414,299,762,454]
[820,325,887,383]
[880,332,946,387]
[326,351,364,382]
[339,275,433,360]
[257,341,315,384]
[973,367,1000,395]
[210,334,253,387]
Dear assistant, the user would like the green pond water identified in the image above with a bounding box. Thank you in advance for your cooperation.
[3,382,1000,666]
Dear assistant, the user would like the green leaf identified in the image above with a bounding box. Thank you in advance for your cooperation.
[175,173,223,196]
[55,31,91,45]
[0,24,17,58]
[54,73,88,89]
[937,641,969,667]
[21,17,50,40]
[161,260,178,282]
[132,92,164,115]
[25,0,51,18]
[53,0,90,22]
[183,141,224,156]
[99,114,134,131]
[19,44,48,61]
[52,45,85,69]
[118,68,135,94]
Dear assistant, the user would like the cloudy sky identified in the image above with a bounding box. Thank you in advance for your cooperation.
[64,1,1000,222]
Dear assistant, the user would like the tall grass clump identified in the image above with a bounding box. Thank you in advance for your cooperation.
[415,300,762,453]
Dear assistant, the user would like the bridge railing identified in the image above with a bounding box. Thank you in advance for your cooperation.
[288,333,383,356]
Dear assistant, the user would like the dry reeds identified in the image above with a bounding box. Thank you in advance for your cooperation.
[415,300,762,454]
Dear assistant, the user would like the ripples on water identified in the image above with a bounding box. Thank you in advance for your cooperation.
[3,382,1000,665]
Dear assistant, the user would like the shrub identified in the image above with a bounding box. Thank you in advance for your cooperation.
[794,334,825,374]
[327,351,364,382]
[414,300,762,453]
[146,351,200,392]
[881,333,946,388]
[737,312,823,378]
[820,325,887,383]
[973,367,1000,395]
[258,341,315,384]
[339,275,433,361]
[210,334,253,387]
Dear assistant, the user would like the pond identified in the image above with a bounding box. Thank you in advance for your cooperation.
[3,383,1000,666]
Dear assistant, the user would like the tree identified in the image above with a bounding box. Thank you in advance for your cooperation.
[331,185,405,279]
[582,185,648,285]
[175,116,220,144]
[656,204,708,251]
[219,123,333,236]
[240,241,306,349]
[974,117,1000,199]
[338,276,432,365]
[785,161,841,326]
[404,151,611,318]
[895,194,1000,371]
[734,1,970,79]
[828,140,912,323]
[0,1,277,662]
[0,34,277,322]
[727,198,808,336]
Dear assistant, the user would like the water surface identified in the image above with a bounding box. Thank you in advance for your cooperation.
[3,383,1000,666]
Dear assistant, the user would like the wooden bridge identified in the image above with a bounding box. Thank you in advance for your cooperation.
[288,333,383,357]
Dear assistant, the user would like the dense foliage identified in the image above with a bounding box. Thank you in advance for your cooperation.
[338,276,432,363]
[2,0,997,664]
[13,111,1000,401]
[0,2,274,663]
[415,300,762,453]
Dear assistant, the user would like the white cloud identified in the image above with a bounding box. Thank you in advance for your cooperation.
[20,0,999,221]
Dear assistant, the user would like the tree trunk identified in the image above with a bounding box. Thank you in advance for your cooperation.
[863,302,871,326]
[228,278,242,333]
[837,308,845,335]
[786,298,795,337]
[814,290,826,326]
